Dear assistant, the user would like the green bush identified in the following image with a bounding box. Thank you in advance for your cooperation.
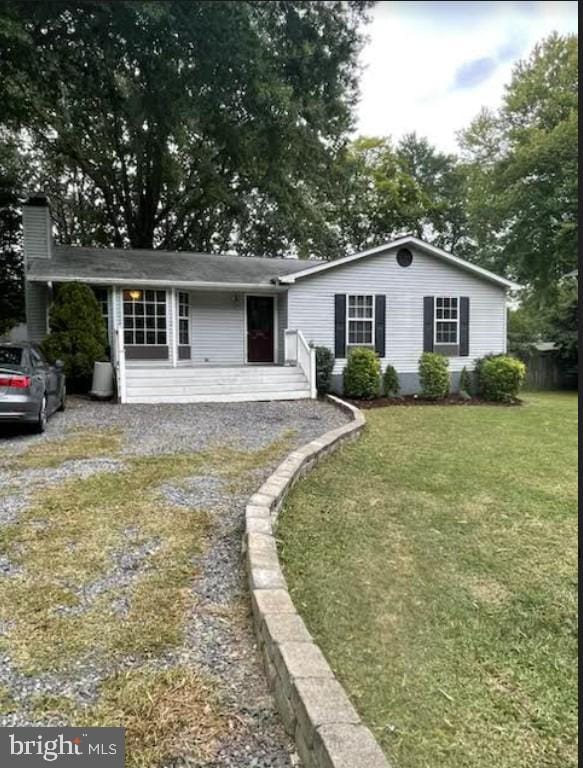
[42,283,108,393]
[383,363,400,396]
[478,355,526,402]
[315,346,335,395]
[459,366,473,395]
[343,347,381,399]
[418,352,450,399]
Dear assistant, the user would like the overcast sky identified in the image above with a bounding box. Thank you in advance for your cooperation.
[356,1,578,152]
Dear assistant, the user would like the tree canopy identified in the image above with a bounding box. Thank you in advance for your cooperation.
[0,0,371,255]
[460,33,578,298]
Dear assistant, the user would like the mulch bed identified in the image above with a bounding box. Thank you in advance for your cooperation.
[346,394,522,409]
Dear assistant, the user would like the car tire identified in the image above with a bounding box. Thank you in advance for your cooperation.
[58,385,66,412]
[35,396,47,433]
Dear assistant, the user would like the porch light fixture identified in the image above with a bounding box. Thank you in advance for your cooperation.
[128,290,142,300]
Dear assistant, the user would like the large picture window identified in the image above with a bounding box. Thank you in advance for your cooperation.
[178,292,190,345]
[435,297,458,344]
[123,289,167,346]
[347,295,374,346]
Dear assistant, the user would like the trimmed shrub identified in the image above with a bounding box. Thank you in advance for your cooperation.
[42,283,108,393]
[478,355,526,402]
[315,346,335,395]
[459,366,472,395]
[343,347,381,399]
[418,352,450,399]
[383,363,400,396]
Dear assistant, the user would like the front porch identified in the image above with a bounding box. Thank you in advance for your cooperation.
[109,285,316,403]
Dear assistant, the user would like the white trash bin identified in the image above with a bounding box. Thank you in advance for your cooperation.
[90,361,114,400]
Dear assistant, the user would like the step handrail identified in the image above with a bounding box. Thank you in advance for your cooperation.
[296,329,317,399]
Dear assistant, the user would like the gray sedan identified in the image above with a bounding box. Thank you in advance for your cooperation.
[0,342,66,432]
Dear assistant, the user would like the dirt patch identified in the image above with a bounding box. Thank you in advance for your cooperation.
[465,577,510,606]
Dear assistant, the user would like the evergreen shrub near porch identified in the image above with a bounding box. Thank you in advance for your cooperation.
[315,346,335,395]
[42,282,108,393]
[343,347,381,399]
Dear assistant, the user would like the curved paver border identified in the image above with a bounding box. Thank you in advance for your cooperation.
[243,395,391,768]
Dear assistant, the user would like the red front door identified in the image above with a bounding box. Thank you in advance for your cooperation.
[247,296,274,363]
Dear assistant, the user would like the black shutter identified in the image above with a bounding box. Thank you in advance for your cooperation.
[374,295,386,357]
[459,296,470,356]
[423,296,434,353]
[334,294,346,358]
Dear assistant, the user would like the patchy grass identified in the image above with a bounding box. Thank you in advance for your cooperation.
[278,393,577,768]
[83,667,228,768]
[0,685,17,715]
[29,668,228,768]
[0,432,295,675]
[5,428,123,469]
[0,458,208,672]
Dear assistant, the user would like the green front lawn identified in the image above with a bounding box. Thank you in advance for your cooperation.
[278,392,577,768]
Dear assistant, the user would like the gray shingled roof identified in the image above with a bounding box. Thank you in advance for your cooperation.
[26,245,321,287]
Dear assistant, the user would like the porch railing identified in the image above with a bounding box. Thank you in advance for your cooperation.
[284,328,317,399]
[114,326,127,404]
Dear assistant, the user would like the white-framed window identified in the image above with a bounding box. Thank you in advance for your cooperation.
[178,292,190,346]
[435,297,459,344]
[123,289,167,346]
[347,295,374,346]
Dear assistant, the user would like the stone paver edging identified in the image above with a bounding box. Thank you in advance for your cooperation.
[243,395,391,768]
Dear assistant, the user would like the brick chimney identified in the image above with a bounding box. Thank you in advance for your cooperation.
[23,194,53,341]
[23,194,53,262]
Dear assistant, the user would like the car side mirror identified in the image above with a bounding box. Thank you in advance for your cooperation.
[55,359,64,369]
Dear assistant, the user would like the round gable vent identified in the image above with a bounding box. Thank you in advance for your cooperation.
[396,247,413,267]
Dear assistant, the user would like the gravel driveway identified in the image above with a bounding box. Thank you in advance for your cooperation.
[0,397,348,767]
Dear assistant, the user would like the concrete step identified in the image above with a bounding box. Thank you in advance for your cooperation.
[126,381,309,396]
[126,374,308,389]
[125,389,312,404]
[125,365,303,379]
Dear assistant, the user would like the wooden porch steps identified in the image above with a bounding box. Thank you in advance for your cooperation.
[124,365,312,404]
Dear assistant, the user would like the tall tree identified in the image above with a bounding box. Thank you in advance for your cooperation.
[460,33,578,296]
[0,0,370,256]
[331,134,468,254]
[0,134,29,335]
[395,133,468,253]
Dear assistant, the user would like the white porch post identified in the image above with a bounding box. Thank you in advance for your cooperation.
[170,287,178,368]
[284,329,298,365]
[309,344,317,399]
[115,325,126,403]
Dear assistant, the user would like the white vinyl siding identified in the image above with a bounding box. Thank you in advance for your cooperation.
[25,281,50,342]
[286,246,507,374]
[22,206,52,261]
[190,291,245,366]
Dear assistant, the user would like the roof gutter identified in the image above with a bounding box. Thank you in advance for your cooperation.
[26,275,287,292]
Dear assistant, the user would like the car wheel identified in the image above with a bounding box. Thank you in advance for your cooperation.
[35,396,47,433]
[58,384,66,412]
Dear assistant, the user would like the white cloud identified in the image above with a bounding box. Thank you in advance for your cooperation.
[356,1,578,152]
